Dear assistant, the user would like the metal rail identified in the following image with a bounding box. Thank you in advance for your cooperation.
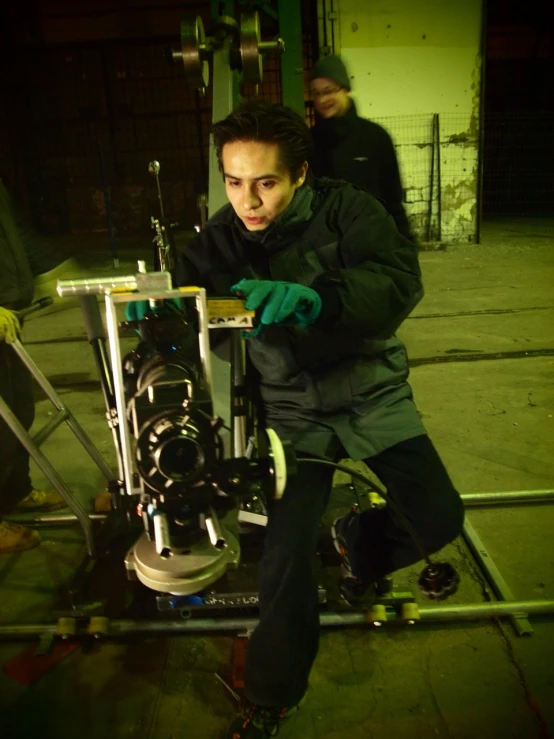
[0,600,552,640]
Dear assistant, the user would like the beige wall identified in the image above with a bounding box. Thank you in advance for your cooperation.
[323,0,483,243]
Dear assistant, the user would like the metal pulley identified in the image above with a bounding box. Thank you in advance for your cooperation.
[172,13,285,92]
[211,15,239,44]
[240,12,285,85]
[172,16,210,92]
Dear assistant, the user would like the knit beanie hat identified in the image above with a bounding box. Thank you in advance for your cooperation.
[310,54,351,91]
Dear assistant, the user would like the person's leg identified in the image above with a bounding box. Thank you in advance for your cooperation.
[243,458,335,708]
[0,344,34,517]
[0,343,40,552]
[354,434,464,582]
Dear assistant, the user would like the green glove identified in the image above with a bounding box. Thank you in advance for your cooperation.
[0,307,21,343]
[125,298,182,322]
[231,279,322,338]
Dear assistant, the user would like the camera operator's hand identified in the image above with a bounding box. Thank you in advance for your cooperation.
[125,298,182,322]
[0,307,21,343]
[231,279,322,337]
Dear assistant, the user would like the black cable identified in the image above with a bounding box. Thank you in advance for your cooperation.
[297,457,432,565]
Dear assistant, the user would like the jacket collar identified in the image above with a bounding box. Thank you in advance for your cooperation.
[314,98,359,141]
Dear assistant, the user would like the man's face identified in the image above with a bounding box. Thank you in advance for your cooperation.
[222,140,307,232]
[310,77,351,118]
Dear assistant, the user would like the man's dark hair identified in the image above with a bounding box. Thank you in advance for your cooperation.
[212,101,313,182]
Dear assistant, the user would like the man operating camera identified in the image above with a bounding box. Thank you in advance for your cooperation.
[128,101,464,739]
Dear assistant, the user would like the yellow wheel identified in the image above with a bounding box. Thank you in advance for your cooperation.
[56,617,76,639]
[366,605,387,626]
[88,616,110,638]
[401,602,420,624]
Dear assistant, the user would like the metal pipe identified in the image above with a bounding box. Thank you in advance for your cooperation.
[462,518,532,635]
[418,600,554,622]
[231,330,246,458]
[461,489,554,506]
[0,393,95,558]
[88,337,124,481]
[11,490,553,524]
[57,272,172,298]
[149,161,165,219]
[205,507,226,549]
[435,113,442,241]
[32,409,68,447]
[0,600,553,640]
[57,276,138,297]
[12,340,115,483]
[320,601,554,626]
[12,339,69,410]
[153,511,172,557]
[18,297,54,318]
[6,514,108,525]
[278,0,305,115]
[64,412,115,483]
[475,0,487,245]
[104,293,140,497]
[195,290,213,398]
[427,113,435,241]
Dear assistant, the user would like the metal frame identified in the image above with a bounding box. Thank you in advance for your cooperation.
[1,599,553,642]
[0,339,116,557]
[104,286,212,497]
[278,0,305,115]
[4,480,553,638]
[3,282,554,637]
[460,489,554,636]
[462,519,532,635]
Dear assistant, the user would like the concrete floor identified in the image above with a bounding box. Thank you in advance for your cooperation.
[1,217,553,739]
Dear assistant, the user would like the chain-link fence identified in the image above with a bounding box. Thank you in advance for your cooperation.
[371,112,480,244]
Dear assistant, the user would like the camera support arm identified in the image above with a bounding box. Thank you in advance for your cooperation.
[58,276,213,497]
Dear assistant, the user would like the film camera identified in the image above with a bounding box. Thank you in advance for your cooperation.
[118,287,294,597]
[57,270,294,600]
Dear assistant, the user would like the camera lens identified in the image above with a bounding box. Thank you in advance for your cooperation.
[155,436,204,482]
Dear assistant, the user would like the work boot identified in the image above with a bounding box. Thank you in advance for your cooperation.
[331,507,377,609]
[13,489,67,513]
[224,697,304,738]
[0,521,41,553]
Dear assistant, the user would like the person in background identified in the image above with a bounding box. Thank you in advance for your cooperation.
[310,53,415,243]
[0,177,70,554]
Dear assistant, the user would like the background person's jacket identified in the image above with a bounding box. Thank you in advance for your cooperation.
[0,181,61,310]
[311,101,414,244]
[175,179,426,460]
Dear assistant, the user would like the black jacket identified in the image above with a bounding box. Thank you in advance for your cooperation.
[0,182,35,309]
[0,181,60,309]
[311,101,414,243]
[176,180,425,459]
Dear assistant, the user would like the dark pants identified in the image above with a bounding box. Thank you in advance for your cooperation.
[244,434,464,708]
[0,342,34,519]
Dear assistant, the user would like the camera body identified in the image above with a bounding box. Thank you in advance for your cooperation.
[57,265,294,597]
[122,309,227,553]
[119,297,291,596]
